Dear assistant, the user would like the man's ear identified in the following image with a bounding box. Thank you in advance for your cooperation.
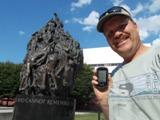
[135,22,139,31]
[132,21,139,31]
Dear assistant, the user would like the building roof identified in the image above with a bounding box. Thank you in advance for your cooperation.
[83,47,123,65]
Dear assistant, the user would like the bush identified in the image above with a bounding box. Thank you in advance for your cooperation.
[0,62,22,98]
[72,64,93,110]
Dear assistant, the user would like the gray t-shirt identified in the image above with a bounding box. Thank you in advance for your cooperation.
[109,45,160,120]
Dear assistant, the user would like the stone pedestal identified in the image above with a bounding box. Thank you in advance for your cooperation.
[12,95,76,120]
[0,107,13,120]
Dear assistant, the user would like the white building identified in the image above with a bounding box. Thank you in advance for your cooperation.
[83,47,123,73]
[83,43,151,73]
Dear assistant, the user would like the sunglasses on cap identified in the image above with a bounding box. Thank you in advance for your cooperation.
[97,6,131,32]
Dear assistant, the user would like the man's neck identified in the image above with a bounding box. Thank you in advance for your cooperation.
[123,44,150,64]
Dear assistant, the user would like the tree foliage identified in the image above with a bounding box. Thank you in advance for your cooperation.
[0,62,94,110]
[73,64,93,110]
[0,62,22,98]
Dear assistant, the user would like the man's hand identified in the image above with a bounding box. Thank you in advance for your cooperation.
[91,69,112,120]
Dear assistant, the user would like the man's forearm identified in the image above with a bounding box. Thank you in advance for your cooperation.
[99,99,109,120]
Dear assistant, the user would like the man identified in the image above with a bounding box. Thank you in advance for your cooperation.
[92,6,160,120]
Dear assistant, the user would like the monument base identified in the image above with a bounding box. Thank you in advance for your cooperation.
[12,95,76,120]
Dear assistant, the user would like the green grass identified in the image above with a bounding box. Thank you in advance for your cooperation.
[75,112,104,120]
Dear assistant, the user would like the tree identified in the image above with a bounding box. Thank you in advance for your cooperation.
[0,62,22,98]
[72,64,93,110]
[0,62,96,110]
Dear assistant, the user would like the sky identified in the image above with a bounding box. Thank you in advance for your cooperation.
[1,0,160,63]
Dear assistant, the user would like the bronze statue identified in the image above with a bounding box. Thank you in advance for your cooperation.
[19,13,83,97]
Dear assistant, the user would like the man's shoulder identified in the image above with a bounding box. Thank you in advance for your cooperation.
[152,44,160,50]
[111,63,123,77]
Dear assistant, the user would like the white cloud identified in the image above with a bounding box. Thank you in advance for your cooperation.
[112,0,123,6]
[132,3,143,16]
[19,30,25,36]
[73,18,83,24]
[113,2,160,40]
[73,11,99,32]
[64,20,69,24]
[108,0,160,43]
[147,0,160,13]
[111,1,147,17]
[82,11,99,26]
[139,30,149,41]
[83,26,93,32]
[136,15,160,40]
[152,37,160,46]
[71,0,92,11]
[111,0,160,16]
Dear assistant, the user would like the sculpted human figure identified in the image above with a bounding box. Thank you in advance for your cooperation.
[19,14,83,97]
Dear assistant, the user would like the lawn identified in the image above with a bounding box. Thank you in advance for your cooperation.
[75,112,104,120]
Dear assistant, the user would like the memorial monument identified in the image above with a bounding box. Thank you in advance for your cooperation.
[12,13,83,120]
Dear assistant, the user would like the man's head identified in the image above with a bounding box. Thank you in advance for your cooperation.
[97,6,132,33]
[97,6,142,62]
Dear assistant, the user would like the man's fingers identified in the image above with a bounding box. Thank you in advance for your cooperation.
[92,75,98,85]
[92,69,97,76]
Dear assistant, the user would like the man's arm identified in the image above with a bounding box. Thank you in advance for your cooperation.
[99,97,109,120]
[92,72,112,120]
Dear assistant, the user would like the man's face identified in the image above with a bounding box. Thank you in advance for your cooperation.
[103,15,141,59]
